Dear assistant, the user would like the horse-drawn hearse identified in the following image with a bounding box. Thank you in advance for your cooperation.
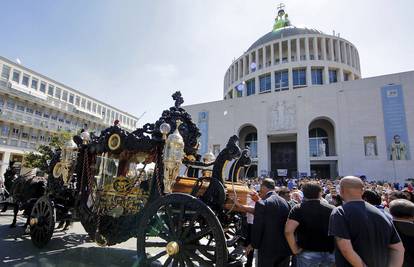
[27,92,252,266]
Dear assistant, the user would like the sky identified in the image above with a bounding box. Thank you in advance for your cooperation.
[1,0,413,124]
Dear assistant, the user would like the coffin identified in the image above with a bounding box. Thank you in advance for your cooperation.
[172,176,251,213]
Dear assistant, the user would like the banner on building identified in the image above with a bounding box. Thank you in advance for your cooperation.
[277,169,288,177]
[381,85,410,160]
[198,111,209,155]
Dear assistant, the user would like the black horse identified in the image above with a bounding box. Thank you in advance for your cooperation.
[7,173,47,228]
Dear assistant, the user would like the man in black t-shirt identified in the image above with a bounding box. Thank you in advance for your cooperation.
[329,176,405,267]
[285,182,335,267]
[389,199,414,267]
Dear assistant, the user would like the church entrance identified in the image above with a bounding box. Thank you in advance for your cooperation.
[311,164,330,179]
[310,161,338,179]
[270,142,297,178]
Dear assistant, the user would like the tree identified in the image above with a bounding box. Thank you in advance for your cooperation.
[23,131,72,172]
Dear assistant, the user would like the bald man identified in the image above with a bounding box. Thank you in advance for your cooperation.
[328,176,404,267]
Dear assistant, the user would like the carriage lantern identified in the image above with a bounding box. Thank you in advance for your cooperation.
[161,120,185,193]
[202,149,216,177]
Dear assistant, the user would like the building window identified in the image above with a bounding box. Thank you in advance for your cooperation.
[87,101,91,111]
[81,98,86,108]
[31,78,38,90]
[22,132,29,139]
[329,69,338,83]
[246,79,255,96]
[245,132,258,158]
[309,128,329,157]
[55,87,61,99]
[26,107,34,114]
[92,103,97,113]
[69,94,74,104]
[293,68,306,87]
[1,125,10,137]
[12,128,20,137]
[17,104,25,112]
[12,70,20,83]
[102,107,106,117]
[275,70,289,90]
[22,74,30,87]
[40,82,46,93]
[43,113,50,118]
[259,73,271,93]
[75,96,80,106]
[48,85,54,96]
[311,68,323,85]
[1,65,11,79]
[97,105,101,115]
[62,91,68,101]
[35,110,42,116]
[6,100,15,110]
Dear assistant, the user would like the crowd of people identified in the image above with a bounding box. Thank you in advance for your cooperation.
[236,176,414,267]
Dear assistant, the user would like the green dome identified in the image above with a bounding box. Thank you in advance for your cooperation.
[247,26,323,52]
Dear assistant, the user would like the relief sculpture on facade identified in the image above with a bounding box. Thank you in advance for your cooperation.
[269,100,296,131]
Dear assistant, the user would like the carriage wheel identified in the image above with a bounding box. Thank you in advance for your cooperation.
[30,196,55,248]
[137,193,228,267]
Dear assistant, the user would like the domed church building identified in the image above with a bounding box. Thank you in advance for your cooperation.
[185,6,413,181]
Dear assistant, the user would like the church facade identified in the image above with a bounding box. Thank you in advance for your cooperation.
[184,7,414,182]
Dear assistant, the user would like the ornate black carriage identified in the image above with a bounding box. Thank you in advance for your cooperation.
[29,92,252,266]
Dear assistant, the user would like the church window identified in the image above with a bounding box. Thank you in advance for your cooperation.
[309,128,329,157]
[246,79,255,96]
[311,68,323,85]
[259,73,271,93]
[293,68,306,87]
[275,70,289,90]
[245,132,258,158]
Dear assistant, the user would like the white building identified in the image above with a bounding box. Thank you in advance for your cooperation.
[185,7,413,181]
[0,56,139,176]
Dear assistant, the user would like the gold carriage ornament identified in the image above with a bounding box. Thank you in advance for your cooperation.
[53,139,78,184]
[161,120,185,193]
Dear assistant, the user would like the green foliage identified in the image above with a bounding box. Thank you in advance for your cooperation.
[23,131,72,172]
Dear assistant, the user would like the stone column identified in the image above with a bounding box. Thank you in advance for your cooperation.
[248,53,252,74]
[324,66,330,85]
[321,37,327,60]
[306,66,312,86]
[258,129,269,177]
[279,41,283,63]
[336,39,341,62]
[329,38,334,61]
[270,43,275,66]
[242,56,246,77]
[287,39,291,62]
[288,67,293,90]
[305,37,310,61]
[313,37,318,60]
[296,38,300,61]
[263,46,267,68]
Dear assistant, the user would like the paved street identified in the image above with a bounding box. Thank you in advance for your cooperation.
[0,210,140,267]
